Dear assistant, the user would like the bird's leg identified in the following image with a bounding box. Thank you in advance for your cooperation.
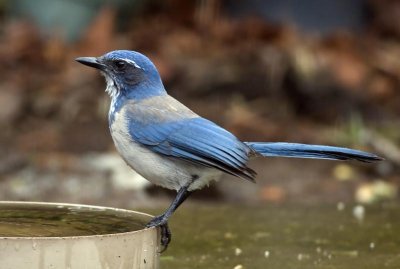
[146,185,191,250]
[146,186,191,227]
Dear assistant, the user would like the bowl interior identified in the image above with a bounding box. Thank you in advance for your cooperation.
[0,202,152,237]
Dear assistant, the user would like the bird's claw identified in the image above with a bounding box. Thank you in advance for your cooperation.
[146,215,171,252]
[159,223,171,252]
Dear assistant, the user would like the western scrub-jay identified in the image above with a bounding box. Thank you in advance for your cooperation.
[76,50,382,250]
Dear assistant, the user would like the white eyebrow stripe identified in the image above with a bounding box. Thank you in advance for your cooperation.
[119,58,142,69]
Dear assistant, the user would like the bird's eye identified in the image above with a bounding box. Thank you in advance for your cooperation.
[114,60,126,70]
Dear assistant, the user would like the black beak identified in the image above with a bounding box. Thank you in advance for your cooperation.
[75,57,105,70]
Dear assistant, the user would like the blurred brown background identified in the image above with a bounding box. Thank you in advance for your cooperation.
[0,0,398,208]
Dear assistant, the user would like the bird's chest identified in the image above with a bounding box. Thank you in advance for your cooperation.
[109,111,165,172]
[109,110,221,191]
[109,110,188,189]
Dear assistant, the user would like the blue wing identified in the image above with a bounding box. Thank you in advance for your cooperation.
[128,116,256,182]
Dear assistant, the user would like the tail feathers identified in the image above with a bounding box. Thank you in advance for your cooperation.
[245,142,383,162]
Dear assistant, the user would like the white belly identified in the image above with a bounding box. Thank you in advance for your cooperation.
[109,111,222,191]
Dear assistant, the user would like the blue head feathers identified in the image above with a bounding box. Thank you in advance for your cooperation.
[76,50,166,101]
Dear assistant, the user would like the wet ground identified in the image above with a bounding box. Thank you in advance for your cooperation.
[147,203,400,269]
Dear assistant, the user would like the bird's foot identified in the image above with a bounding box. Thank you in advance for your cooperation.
[146,215,171,252]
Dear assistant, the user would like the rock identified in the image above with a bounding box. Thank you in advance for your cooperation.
[0,84,23,125]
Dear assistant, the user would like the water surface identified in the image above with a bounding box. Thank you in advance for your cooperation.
[0,203,147,237]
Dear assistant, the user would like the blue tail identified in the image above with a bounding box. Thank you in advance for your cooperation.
[245,142,383,162]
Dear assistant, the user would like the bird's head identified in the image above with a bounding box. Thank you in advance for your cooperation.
[76,50,165,100]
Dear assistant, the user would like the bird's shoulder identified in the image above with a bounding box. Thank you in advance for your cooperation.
[123,95,197,124]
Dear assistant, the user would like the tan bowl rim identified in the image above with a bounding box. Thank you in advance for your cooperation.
[0,201,156,240]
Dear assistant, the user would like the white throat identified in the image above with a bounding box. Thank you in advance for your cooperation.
[103,73,119,99]
[102,73,120,117]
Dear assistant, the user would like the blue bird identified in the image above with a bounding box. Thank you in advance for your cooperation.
[76,50,382,249]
